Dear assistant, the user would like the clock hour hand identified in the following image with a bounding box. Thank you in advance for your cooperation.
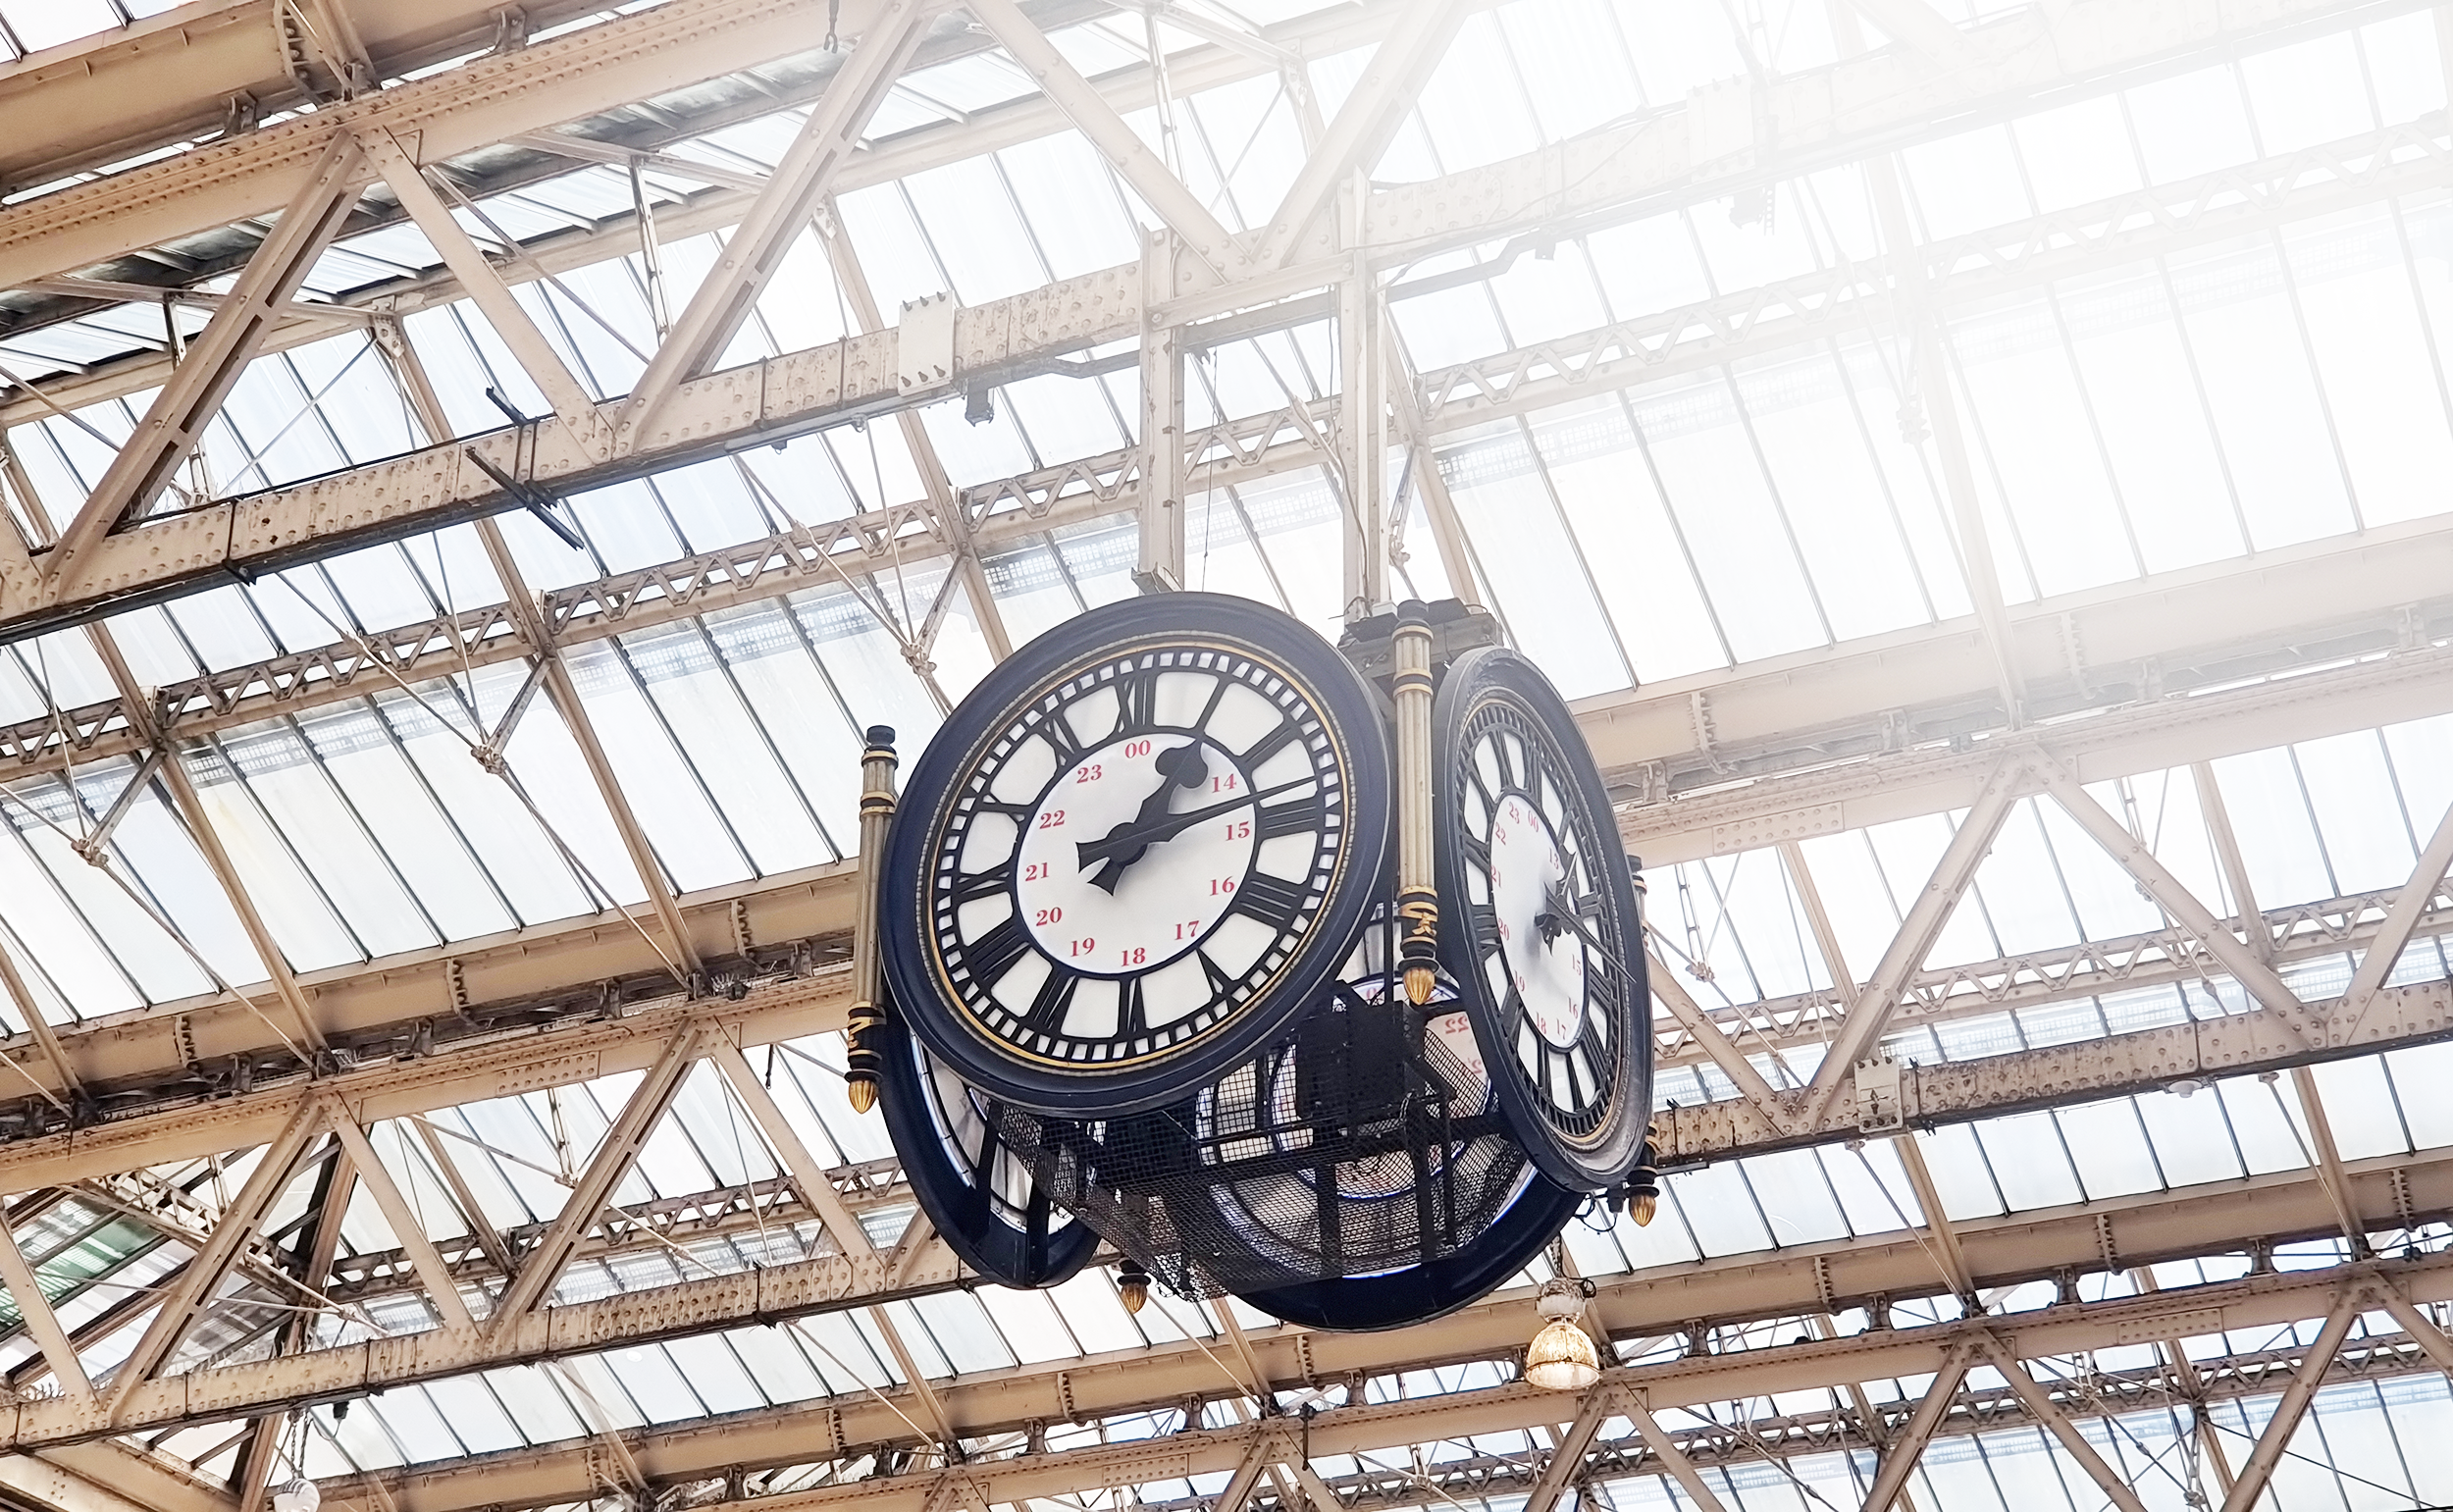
[1535,876,1582,947]
[1080,741,1208,893]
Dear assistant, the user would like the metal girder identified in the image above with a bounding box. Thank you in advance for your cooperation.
[99,1101,321,1420]
[0,0,931,292]
[2218,1292,2360,1512]
[10,575,2453,1152]
[614,0,934,445]
[36,1444,228,1512]
[13,998,2453,1460]
[1970,1341,2152,1512]
[37,132,364,586]
[0,1452,184,1512]
[0,0,616,195]
[0,1209,89,1397]
[350,1248,2453,1512]
[326,1241,2453,1512]
[487,1025,705,1326]
[966,0,1249,285]
[0,0,1439,424]
[355,126,612,456]
[15,844,2453,1180]
[1252,0,1470,271]
[0,0,2395,639]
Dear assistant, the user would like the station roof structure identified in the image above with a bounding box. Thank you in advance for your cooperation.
[6,5,2453,1512]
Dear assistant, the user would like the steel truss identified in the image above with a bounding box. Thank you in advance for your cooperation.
[4,4,2453,1512]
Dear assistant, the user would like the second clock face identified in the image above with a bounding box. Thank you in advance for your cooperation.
[887,595,1389,1116]
[1435,646,1650,1193]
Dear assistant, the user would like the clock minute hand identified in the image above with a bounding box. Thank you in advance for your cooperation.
[1074,774,1319,882]
[1534,879,1640,986]
[1080,742,1208,893]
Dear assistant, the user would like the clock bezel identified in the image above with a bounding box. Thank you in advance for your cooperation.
[881,593,1392,1117]
[1431,646,1651,1192]
[872,990,1099,1288]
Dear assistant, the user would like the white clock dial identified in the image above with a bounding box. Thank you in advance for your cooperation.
[1456,718,1621,1126]
[928,645,1350,1069]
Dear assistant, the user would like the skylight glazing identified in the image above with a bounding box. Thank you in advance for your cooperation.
[3,2,2451,1509]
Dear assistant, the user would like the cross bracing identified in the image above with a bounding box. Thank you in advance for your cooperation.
[8,4,2453,1512]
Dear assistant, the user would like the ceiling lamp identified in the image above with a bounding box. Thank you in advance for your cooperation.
[1117,1262,1151,1315]
[272,1481,321,1512]
[1526,1277,1600,1392]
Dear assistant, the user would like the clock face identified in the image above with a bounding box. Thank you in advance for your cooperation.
[883,594,1390,1116]
[1435,648,1650,1192]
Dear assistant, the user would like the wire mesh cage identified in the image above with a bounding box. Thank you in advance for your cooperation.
[971,893,1540,1299]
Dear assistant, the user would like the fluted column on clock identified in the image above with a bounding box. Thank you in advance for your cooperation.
[1393,600,1438,1006]
[846,725,900,1114]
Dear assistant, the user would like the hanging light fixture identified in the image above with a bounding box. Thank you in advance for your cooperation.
[1117,1261,1151,1315]
[272,1480,320,1512]
[1526,1277,1600,1392]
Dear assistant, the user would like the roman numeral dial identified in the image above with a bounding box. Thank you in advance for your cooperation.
[881,596,1391,1118]
[1433,645,1651,1192]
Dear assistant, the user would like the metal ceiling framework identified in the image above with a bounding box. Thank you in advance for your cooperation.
[3,7,2453,1512]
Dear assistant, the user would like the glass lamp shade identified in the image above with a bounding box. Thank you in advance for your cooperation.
[1526,1317,1600,1391]
[272,1480,321,1512]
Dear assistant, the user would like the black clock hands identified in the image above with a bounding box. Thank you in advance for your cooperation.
[1080,741,1209,892]
[1533,873,1637,985]
[1076,772,1320,889]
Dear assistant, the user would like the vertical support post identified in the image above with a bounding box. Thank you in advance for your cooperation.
[1339,229,1386,622]
[1393,601,1436,1005]
[1136,233,1186,594]
[845,726,899,1114]
[1382,323,1482,608]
